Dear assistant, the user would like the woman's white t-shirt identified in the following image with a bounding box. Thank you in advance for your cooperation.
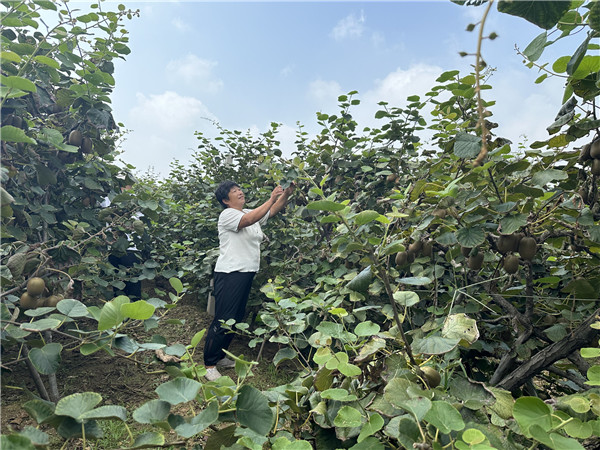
[214,208,270,273]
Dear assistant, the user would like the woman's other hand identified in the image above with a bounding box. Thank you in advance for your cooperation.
[283,182,296,196]
[270,185,284,203]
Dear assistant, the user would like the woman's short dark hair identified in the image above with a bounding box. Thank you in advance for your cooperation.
[215,180,239,208]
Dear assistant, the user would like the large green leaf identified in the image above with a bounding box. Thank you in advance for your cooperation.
[97,296,129,330]
[28,343,62,375]
[455,226,486,248]
[0,75,37,92]
[333,406,363,428]
[530,425,585,450]
[126,432,165,449]
[155,378,201,405]
[172,401,219,438]
[412,335,460,355]
[80,405,127,421]
[531,168,568,186]
[0,125,36,144]
[132,400,171,424]
[23,399,55,424]
[393,291,420,306]
[0,435,36,450]
[347,265,372,292]
[353,210,382,226]
[20,318,62,332]
[57,299,89,318]
[357,413,384,442]
[442,313,479,345]
[354,321,380,336]
[236,385,273,435]
[497,1,570,30]
[121,300,155,320]
[499,214,528,235]
[513,397,553,436]
[273,347,297,367]
[423,401,465,434]
[306,200,347,211]
[523,31,547,62]
[454,132,481,158]
[55,392,103,420]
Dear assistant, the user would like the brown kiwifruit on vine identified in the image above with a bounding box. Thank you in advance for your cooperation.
[497,234,518,254]
[590,139,600,159]
[432,208,447,219]
[82,197,91,207]
[468,253,484,271]
[408,240,423,255]
[68,130,82,146]
[503,254,519,274]
[386,173,398,183]
[420,366,441,388]
[421,241,433,257]
[579,143,592,162]
[460,246,472,257]
[20,292,39,309]
[81,137,93,153]
[592,158,600,176]
[45,295,63,307]
[26,277,45,297]
[518,237,537,261]
[395,251,408,266]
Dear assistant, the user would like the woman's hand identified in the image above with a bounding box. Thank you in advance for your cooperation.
[270,185,284,203]
[283,182,296,196]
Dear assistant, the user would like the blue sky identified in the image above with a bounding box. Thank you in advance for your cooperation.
[99,1,576,177]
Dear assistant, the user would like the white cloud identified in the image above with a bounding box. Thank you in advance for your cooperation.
[280,64,294,77]
[308,79,343,103]
[165,54,224,93]
[122,91,218,176]
[330,11,365,41]
[171,17,191,32]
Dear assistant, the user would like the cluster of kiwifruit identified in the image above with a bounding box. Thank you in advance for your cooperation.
[68,129,93,154]
[19,277,63,309]
[395,239,434,266]
[579,139,600,176]
[496,233,537,274]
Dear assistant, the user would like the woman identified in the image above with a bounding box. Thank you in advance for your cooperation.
[203,180,295,381]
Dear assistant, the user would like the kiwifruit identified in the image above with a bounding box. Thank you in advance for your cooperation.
[579,143,592,162]
[421,241,433,257]
[497,234,518,254]
[45,295,63,307]
[20,292,39,309]
[386,173,398,183]
[81,136,93,153]
[590,139,600,159]
[592,159,600,176]
[432,208,447,219]
[460,246,472,257]
[518,237,537,261]
[68,130,82,146]
[395,251,408,266]
[408,241,423,255]
[420,366,441,388]
[132,219,145,234]
[26,277,45,297]
[468,253,484,271]
[503,254,519,274]
[82,197,91,207]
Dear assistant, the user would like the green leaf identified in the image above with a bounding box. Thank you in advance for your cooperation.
[334,406,363,428]
[497,1,570,29]
[0,125,36,144]
[513,396,553,436]
[531,168,568,186]
[455,225,486,248]
[353,210,381,225]
[393,291,420,306]
[523,31,547,62]
[190,329,205,348]
[454,132,481,158]
[55,392,102,420]
[347,266,372,292]
[500,214,528,235]
[172,401,219,438]
[33,55,60,69]
[306,200,347,211]
[0,75,37,92]
[354,321,380,336]
[20,318,62,332]
[530,425,585,450]
[127,432,165,449]
[155,378,201,405]
[397,277,432,286]
[567,34,592,76]
[169,277,183,294]
[320,389,357,402]
[586,365,600,386]
[98,296,129,330]
[57,299,89,318]
[1,51,22,63]
[236,385,273,435]
[357,413,384,442]
[121,300,155,320]
[28,343,62,375]
[0,435,36,450]
[80,405,127,421]
[412,335,460,355]
[132,400,171,424]
[273,347,297,367]
[23,399,55,424]
[18,426,49,447]
[423,401,465,434]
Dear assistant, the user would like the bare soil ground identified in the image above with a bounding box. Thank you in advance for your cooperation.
[1,287,297,448]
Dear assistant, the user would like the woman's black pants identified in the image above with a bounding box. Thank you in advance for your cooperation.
[203,271,255,366]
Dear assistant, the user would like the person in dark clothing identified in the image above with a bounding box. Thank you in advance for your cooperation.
[203,180,294,381]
